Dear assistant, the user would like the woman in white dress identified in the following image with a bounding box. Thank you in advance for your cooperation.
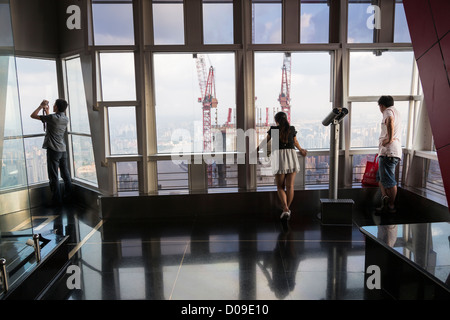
[264,112,307,220]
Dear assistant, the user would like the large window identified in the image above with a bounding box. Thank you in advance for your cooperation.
[203,0,233,45]
[255,52,332,150]
[350,101,409,149]
[24,137,47,185]
[72,0,439,196]
[98,52,136,101]
[153,52,236,154]
[254,51,331,187]
[305,155,330,185]
[300,0,329,43]
[348,0,375,43]
[152,0,185,45]
[15,57,60,185]
[1,56,27,191]
[92,0,135,46]
[394,1,411,43]
[16,58,59,136]
[252,0,282,44]
[116,161,138,194]
[66,58,90,135]
[65,57,98,186]
[71,135,97,184]
[97,51,139,193]
[348,50,415,150]
[348,49,417,187]
[348,0,411,44]
[157,160,188,190]
[426,159,445,195]
[349,51,414,97]
[107,106,138,155]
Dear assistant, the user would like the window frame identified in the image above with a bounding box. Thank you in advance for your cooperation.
[63,56,99,188]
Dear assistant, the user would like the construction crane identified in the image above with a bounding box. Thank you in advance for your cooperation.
[195,54,218,152]
[194,54,219,187]
[278,52,292,123]
[225,108,233,128]
[265,107,269,127]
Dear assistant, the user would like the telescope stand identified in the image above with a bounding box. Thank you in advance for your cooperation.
[319,113,354,226]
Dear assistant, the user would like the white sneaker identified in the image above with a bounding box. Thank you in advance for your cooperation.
[280,210,291,220]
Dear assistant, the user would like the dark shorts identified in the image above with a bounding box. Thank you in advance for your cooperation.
[376,156,399,189]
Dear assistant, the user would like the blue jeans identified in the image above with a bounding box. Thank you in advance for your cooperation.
[376,156,399,189]
[47,149,72,204]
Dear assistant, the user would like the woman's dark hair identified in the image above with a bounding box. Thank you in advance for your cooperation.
[274,111,290,143]
[378,95,394,108]
[55,99,68,112]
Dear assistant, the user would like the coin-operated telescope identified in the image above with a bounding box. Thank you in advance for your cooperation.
[320,107,353,226]
[322,107,348,127]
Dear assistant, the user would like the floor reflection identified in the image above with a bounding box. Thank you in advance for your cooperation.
[38,205,367,300]
[363,222,450,288]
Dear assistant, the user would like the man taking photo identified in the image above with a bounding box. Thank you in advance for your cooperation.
[31,99,72,206]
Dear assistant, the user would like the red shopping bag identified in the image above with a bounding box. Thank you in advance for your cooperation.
[361,154,379,186]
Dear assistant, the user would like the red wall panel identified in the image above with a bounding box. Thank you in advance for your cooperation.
[437,145,450,204]
[403,0,439,58]
[428,0,450,39]
[416,44,450,150]
[404,0,450,207]
[440,32,450,84]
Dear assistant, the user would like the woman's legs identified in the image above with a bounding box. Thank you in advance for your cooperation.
[285,172,297,210]
[276,172,297,217]
[275,174,288,212]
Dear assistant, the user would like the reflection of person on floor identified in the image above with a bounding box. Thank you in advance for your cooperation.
[377,225,398,247]
[257,221,300,299]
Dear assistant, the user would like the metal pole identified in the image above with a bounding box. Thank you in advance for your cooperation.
[0,258,8,293]
[33,234,41,262]
[329,120,340,200]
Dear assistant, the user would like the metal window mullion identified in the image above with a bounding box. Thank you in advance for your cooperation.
[62,59,78,181]
[184,0,203,46]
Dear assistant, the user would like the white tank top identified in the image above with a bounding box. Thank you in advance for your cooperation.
[378,106,402,158]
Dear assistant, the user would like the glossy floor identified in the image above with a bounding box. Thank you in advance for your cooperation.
[39,204,369,300]
[35,187,450,301]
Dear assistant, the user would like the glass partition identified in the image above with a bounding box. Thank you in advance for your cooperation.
[65,57,98,186]
[15,57,59,186]
[0,0,34,296]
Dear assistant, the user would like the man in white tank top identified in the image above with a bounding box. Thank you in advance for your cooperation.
[376,95,402,214]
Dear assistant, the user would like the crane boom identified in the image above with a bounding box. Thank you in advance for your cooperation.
[226,108,232,127]
[278,52,291,122]
[196,54,207,103]
[194,54,218,152]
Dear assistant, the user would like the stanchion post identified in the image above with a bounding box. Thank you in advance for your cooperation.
[0,258,8,293]
[33,234,41,262]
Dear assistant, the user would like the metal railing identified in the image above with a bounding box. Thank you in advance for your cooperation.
[117,173,139,192]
